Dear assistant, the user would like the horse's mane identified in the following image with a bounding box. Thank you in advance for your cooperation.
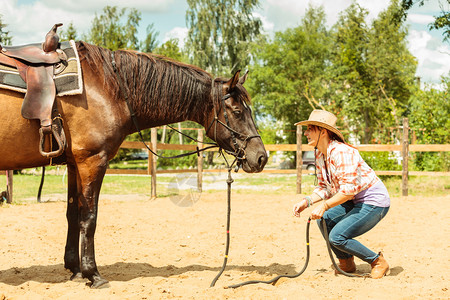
[76,41,215,122]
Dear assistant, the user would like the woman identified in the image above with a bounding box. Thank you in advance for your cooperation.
[292,110,390,279]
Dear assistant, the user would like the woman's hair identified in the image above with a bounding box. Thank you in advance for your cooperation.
[328,131,344,143]
[309,125,344,143]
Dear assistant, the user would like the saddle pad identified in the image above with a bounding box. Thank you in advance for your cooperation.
[0,40,83,96]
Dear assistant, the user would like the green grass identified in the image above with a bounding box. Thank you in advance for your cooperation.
[0,173,66,200]
[383,175,450,197]
[0,169,448,204]
[109,160,148,170]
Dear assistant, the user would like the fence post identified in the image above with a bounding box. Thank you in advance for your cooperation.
[197,129,203,192]
[150,128,158,199]
[296,125,303,194]
[6,170,13,203]
[402,118,409,197]
[178,123,183,144]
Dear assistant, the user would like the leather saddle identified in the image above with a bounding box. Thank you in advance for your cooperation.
[0,23,67,158]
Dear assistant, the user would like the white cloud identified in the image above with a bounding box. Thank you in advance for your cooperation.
[0,0,93,45]
[40,0,175,13]
[263,0,391,30]
[262,0,308,31]
[408,13,435,25]
[163,27,188,49]
[408,30,450,84]
[0,0,177,45]
[253,12,274,34]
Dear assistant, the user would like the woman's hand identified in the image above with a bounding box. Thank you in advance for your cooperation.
[293,199,308,217]
[310,202,329,220]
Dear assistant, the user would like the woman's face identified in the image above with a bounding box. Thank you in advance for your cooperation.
[305,125,322,146]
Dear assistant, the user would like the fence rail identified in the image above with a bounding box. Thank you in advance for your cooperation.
[108,120,449,198]
[117,141,449,153]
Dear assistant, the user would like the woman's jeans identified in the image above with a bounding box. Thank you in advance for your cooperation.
[317,201,389,264]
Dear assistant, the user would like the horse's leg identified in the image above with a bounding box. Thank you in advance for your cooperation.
[76,155,109,288]
[64,163,82,280]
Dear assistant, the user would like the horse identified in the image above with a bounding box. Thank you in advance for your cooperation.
[0,41,268,288]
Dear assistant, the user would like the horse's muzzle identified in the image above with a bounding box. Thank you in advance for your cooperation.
[241,149,268,173]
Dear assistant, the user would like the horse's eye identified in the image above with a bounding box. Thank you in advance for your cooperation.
[233,110,242,117]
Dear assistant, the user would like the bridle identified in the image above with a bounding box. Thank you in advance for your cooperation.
[204,77,262,168]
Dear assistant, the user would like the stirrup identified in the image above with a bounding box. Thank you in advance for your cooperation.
[39,124,66,158]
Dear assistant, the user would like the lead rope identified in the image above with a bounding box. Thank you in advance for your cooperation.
[224,218,312,288]
[223,218,368,289]
[209,148,242,287]
[210,166,234,287]
[320,218,370,278]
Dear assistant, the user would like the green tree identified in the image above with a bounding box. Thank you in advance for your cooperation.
[365,0,417,142]
[329,1,416,144]
[0,14,12,45]
[408,74,450,145]
[124,8,141,50]
[256,118,283,145]
[60,22,78,41]
[85,6,141,50]
[248,5,332,144]
[141,23,159,53]
[185,0,262,76]
[408,73,450,171]
[154,38,187,62]
[328,3,372,143]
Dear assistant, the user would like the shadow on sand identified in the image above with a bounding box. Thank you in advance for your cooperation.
[0,261,298,286]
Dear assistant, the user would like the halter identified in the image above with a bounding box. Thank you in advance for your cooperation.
[205,77,262,167]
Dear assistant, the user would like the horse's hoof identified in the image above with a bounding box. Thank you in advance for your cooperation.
[70,272,84,282]
[87,278,110,289]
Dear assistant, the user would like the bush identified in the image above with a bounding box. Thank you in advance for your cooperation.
[360,151,402,171]
[411,152,449,172]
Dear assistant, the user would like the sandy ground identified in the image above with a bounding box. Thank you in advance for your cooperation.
[0,190,448,300]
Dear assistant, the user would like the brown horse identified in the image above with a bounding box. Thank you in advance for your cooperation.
[0,41,267,288]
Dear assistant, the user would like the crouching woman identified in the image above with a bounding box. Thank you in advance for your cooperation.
[293,110,390,279]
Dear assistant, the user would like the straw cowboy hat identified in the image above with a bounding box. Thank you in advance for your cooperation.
[295,109,345,143]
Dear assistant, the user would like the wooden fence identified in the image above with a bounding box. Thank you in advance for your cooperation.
[106,118,449,198]
[2,118,449,202]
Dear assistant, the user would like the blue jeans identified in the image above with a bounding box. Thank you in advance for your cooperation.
[317,201,389,264]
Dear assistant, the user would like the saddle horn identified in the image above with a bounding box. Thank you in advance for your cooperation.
[43,23,63,53]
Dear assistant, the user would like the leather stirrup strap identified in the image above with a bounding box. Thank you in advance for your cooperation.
[39,124,65,158]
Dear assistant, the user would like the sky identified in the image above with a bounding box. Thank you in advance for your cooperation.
[1,0,449,85]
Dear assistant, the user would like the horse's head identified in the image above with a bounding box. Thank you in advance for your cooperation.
[205,71,268,173]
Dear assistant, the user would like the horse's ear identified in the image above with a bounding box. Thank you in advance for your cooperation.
[239,70,249,85]
[224,70,241,92]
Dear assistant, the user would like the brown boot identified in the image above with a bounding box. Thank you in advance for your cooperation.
[371,252,390,279]
[334,256,356,274]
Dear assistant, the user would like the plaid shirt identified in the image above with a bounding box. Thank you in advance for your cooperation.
[313,140,379,200]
